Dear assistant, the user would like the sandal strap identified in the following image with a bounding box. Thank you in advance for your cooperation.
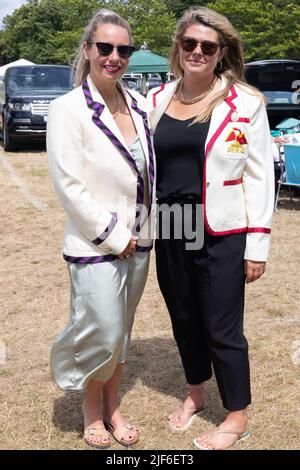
[172,405,204,421]
[107,422,139,442]
[208,429,245,439]
[84,426,109,438]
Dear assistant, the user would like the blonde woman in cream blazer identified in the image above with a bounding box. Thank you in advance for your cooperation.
[47,10,155,449]
[147,7,274,451]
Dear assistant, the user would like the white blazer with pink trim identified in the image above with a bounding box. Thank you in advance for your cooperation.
[147,78,274,262]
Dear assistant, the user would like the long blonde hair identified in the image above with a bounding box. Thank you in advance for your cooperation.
[73,9,133,87]
[170,6,262,123]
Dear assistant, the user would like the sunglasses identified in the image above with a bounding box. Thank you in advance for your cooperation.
[179,36,224,56]
[92,42,135,58]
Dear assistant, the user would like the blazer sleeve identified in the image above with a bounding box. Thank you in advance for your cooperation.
[47,98,132,255]
[243,97,274,261]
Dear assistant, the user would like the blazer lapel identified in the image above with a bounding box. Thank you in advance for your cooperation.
[124,88,155,207]
[149,80,179,133]
[205,81,238,156]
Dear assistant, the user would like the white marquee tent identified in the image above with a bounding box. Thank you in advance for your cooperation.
[0,59,35,77]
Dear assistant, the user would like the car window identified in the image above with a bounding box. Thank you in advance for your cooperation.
[245,65,300,106]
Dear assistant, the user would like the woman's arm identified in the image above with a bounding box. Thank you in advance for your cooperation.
[47,97,132,255]
[243,97,274,263]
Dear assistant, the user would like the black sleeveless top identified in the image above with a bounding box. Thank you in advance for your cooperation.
[154,113,210,203]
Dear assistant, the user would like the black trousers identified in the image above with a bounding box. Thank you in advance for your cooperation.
[156,220,251,411]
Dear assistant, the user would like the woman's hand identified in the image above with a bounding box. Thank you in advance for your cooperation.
[118,238,137,260]
[244,260,266,283]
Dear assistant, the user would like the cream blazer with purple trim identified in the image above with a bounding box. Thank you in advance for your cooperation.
[147,78,274,262]
[47,75,155,259]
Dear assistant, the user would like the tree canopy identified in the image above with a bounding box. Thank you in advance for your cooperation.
[208,0,300,61]
[0,0,299,65]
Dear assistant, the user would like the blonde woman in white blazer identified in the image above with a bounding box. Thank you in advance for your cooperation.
[147,7,274,450]
[47,10,155,449]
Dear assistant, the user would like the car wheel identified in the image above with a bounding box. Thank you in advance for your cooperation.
[3,119,15,152]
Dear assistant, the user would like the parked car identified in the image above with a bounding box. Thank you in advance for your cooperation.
[0,64,73,151]
[146,77,163,92]
[122,76,141,92]
[244,59,300,130]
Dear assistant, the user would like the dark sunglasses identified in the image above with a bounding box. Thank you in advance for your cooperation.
[179,36,224,56]
[92,42,135,58]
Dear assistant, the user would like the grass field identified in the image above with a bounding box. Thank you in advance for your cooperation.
[0,147,299,450]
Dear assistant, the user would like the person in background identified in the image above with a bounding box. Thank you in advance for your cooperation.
[47,9,155,449]
[148,6,274,450]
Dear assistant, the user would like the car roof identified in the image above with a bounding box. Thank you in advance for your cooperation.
[245,59,300,66]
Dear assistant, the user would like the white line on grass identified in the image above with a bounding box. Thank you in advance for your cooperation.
[0,153,48,212]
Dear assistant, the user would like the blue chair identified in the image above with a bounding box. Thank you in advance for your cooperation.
[275,144,300,210]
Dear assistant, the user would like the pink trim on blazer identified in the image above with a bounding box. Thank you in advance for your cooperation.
[152,84,165,108]
[223,178,243,186]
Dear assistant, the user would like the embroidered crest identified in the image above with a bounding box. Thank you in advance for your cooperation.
[225,127,248,154]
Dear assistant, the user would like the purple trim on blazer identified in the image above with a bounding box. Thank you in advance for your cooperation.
[92,212,118,245]
[82,81,145,233]
[63,244,152,264]
[126,89,155,212]
[136,245,153,252]
[63,253,117,264]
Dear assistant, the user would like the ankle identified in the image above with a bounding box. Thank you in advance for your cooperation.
[187,382,205,392]
[186,382,205,406]
[227,409,248,419]
[223,410,248,429]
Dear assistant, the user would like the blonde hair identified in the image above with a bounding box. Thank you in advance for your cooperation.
[170,6,262,123]
[73,9,133,87]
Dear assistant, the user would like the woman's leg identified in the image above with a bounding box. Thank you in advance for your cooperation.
[102,253,150,445]
[155,236,212,429]
[103,364,138,444]
[193,233,250,449]
[82,378,111,448]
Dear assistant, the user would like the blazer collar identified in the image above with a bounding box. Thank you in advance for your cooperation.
[86,75,149,160]
[148,75,239,157]
[149,75,238,130]
[149,79,179,134]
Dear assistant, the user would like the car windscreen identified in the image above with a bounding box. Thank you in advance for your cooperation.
[6,66,73,92]
[245,65,300,105]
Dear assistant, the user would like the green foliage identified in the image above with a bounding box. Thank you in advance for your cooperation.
[1,0,299,64]
[1,0,98,64]
[1,0,175,63]
[100,0,176,57]
[163,1,211,19]
[207,0,300,61]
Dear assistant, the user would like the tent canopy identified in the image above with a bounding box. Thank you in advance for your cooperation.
[0,59,35,77]
[127,50,169,74]
[276,117,300,130]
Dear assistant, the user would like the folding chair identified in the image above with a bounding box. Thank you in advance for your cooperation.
[275,144,300,210]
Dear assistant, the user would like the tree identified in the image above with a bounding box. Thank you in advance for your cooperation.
[1,0,175,63]
[101,0,176,57]
[163,1,211,19]
[207,0,300,61]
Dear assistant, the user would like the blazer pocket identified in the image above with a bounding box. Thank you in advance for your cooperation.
[223,178,243,186]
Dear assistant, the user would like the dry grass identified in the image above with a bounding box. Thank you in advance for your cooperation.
[0,146,299,450]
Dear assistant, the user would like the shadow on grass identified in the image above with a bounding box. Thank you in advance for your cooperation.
[52,337,224,435]
[0,141,46,154]
[276,189,300,211]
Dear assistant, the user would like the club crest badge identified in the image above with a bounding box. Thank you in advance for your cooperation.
[225,127,248,154]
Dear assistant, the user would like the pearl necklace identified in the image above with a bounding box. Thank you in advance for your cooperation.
[179,76,217,105]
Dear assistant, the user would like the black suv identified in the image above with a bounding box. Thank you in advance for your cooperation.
[244,59,300,130]
[0,64,73,151]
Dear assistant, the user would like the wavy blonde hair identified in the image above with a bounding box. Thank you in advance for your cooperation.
[73,9,133,87]
[170,6,262,123]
